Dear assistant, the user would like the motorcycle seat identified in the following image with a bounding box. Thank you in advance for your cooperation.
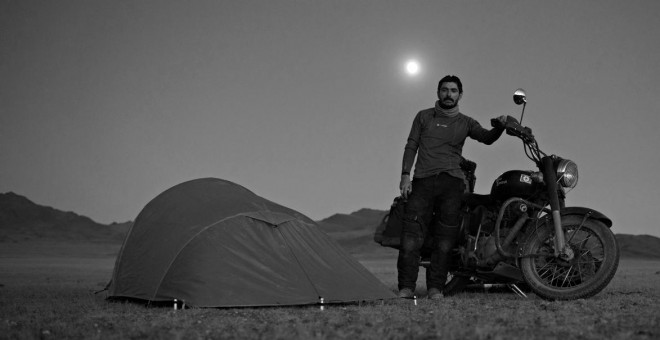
[463,193,494,208]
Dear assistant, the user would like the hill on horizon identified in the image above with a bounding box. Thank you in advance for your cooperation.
[1,192,659,259]
[0,192,130,244]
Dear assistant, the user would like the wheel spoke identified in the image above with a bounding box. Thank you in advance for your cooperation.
[548,265,561,283]
[581,242,604,257]
[536,259,554,272]
[573,263,588,283]
[537,264,555,281]
[576,259,598,266]
[563,266,577,287]
[538,261,558,282]
[533,227,584,288]
[576,265,585,283]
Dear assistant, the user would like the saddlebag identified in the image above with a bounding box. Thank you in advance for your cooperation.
[373,158,477,249]
[373,196,404,249]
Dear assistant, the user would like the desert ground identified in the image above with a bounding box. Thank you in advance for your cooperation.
[1,241,658,339]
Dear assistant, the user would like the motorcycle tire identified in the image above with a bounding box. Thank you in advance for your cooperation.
[520,215,619,300]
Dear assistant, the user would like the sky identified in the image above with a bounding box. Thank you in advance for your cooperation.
[1,0,659,237]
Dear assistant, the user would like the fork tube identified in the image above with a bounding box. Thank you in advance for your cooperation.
[542,157,566,257]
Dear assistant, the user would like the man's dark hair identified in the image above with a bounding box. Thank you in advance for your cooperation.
[437,75,463,94]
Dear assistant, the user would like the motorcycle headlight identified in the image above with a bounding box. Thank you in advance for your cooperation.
[556,159,578,189]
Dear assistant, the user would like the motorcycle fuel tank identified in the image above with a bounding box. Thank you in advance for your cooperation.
[490,170,539,201]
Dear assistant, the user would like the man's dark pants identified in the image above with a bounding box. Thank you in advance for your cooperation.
[397,172,464,291]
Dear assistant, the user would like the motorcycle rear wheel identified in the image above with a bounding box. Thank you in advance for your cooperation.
[520,215,619,300]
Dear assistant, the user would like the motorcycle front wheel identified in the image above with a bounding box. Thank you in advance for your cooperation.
[520,215,619,300]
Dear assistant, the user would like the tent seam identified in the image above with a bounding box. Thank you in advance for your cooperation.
[149,212,248,302]
[276,223,322,300]
[149,211,296,302]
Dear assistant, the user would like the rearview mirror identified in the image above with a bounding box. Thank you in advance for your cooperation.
[513,88,527,105]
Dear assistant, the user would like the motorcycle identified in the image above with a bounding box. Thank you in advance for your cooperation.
[374,88,619,300]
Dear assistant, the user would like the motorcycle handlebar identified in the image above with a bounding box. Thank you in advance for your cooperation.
[504,116,534,141]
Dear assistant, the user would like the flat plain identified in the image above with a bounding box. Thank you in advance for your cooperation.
[1,242,658,340]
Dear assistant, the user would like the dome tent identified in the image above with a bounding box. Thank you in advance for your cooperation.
[108,178,395,307]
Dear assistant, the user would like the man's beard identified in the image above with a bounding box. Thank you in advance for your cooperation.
[438,98,457,110]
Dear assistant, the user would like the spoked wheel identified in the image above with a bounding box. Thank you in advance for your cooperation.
[520,215,619,300]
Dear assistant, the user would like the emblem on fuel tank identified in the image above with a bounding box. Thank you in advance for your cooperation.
[495,178,507,186]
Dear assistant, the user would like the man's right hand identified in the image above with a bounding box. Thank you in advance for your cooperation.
[400,175,412,199]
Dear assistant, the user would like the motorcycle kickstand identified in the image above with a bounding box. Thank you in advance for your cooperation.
[507,283,528,298]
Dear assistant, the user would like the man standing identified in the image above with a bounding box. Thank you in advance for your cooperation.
[397,75,507,300]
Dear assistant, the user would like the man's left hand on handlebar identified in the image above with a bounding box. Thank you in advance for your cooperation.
[491,115,508,129]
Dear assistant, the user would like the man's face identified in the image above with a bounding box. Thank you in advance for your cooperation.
[438,82,462,109]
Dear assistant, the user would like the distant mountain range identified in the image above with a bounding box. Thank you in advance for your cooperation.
[0,192,130,244]
[1,192,659,259]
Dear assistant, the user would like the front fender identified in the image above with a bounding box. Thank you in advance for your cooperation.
[560,206,612,228]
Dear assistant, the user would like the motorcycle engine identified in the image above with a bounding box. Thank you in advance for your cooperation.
[475,235,498,262]
[462,203,527,267]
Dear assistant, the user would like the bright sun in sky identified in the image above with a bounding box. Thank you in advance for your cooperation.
[405,60,420,76]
